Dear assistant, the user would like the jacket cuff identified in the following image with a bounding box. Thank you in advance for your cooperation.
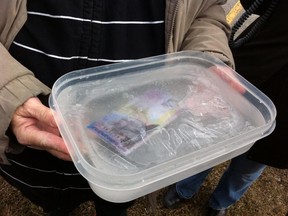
[204,51,235,69]
[0,74,51,164]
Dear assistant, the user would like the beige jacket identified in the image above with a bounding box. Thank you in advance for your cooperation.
[0,0,233,164]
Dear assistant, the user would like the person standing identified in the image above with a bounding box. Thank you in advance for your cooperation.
[0,1,233,215]
[163,0,288,215]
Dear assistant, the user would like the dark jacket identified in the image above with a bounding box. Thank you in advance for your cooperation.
[233,0,288,169]
[0,0,233,164]
[240,0,275,15]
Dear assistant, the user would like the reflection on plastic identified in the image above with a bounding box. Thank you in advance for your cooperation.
[87,74,254,167]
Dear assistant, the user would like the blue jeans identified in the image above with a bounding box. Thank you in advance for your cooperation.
[175,152,266,210]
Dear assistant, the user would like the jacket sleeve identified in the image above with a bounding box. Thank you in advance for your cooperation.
[0,0,28,49]
[170,0,234,68]
[0,43,51,164]
[0,0,51,164]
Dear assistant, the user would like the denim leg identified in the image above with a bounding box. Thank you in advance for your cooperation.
[176,169,212,199]
[209,152,266,210]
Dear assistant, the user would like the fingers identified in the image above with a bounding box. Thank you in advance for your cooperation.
[29,129,68,153]
[210,65,246,94]
[23,97,58,129]
[26,128,71,161]
[47,149,72,161]
[11,97,71,160]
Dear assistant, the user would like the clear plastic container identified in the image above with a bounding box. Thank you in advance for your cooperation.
[49,51,276,202]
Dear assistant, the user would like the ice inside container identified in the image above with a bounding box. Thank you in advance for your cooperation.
[49,51,276,202]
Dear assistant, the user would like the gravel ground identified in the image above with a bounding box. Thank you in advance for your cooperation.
[1,162,287,216]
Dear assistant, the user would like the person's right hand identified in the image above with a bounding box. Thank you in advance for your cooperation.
[10,97,71,161]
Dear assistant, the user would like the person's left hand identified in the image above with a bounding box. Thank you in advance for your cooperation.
[210,65,246,94]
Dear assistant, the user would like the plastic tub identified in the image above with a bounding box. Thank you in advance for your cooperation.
[49,51,276,202]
